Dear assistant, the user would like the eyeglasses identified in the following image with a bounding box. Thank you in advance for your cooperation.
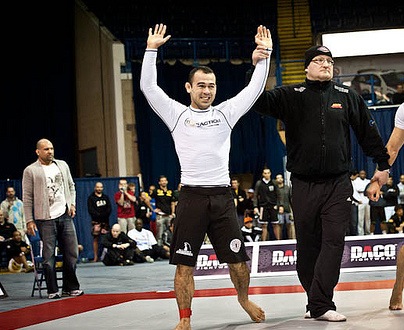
[311,58,334,66]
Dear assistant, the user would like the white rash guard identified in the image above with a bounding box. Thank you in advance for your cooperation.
[140,49,270,186]
[395,102,404,130]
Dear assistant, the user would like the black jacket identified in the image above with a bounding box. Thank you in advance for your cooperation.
[252,78,390,178]
[87,192,112,223]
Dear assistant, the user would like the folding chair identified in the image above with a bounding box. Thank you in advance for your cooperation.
[28,236,64,298]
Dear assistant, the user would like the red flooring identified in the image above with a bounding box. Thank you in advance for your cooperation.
[0,279,395,330]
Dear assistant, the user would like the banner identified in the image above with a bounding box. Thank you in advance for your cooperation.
[194,234,404,279]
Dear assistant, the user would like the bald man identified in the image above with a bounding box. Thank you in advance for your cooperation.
[23,138,83,299]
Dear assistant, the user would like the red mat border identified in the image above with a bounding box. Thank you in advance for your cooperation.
[0,280,394,330]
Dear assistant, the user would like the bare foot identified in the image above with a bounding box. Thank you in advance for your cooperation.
[174,318,191,330]
[389,288,403,310]
[239,300,266,322]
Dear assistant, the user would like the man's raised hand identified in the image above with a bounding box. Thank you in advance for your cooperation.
[147,23,171,50]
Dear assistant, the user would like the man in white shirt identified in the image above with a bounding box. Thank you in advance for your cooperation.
[353,170,371,235]
[127,219,168,262]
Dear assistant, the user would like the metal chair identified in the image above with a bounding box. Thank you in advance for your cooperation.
[28,237,64,298]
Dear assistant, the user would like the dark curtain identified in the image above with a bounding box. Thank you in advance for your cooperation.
[132,59,286,189]
[1,1,77,180]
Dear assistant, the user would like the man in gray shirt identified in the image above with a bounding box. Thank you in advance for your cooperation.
[23,138,83,299]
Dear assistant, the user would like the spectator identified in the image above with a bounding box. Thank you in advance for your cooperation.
[100,223,141,266]
[397,174,404,207]
[1,186,27,242]
[353,170,371,235]
[0,209,18,263]
[136,191,154,231]
[253,167,278,241]
[150,175,175,245]
[5,230,34,273]
[244,188,255,215]
[231,177,248,226]
[23,138,83,299]
[386,204,404,234]
[162,217,174,254]
[128,218,169,261]
[241,216,262,242]
[348,170,360,236]
[114,178,137,234]
[391,84,404,104]
[140,23,270,328]
[274,174,295,239]
[147,184,157,236]
[381,176,399,221]
[276,205,295,240]
[87,181,112,262]
[172,183,182,214]
[368,182,387,234]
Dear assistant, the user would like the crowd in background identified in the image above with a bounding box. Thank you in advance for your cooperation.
[1,169,404,271]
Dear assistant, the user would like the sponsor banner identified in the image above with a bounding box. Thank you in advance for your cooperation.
[194,234,403,279]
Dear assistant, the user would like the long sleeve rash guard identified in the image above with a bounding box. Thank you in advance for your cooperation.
[140,50,270,186]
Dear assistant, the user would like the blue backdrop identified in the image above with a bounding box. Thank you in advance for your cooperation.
[0,177,139,260]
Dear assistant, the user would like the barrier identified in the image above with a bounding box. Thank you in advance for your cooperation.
[194,234,404,280]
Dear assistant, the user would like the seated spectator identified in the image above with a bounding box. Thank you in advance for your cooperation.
[127,219,169,261]
[386,204,404,234]
[0,209,18,262]
[101,223,142,266]
[5,230,34,273]
[241,216,262,242]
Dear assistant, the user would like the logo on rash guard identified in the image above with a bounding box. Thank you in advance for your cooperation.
[184,118,221,127]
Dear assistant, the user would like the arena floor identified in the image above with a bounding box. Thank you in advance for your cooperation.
[0,260,403,330]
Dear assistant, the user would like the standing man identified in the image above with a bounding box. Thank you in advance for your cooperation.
[114,179,137,234]
[253,168,278,241]
[140,24,270,329]
[151,175,175,245]
[1,186,26,242]
[231,177,248,226]
[250,45,390,321]
[87,181,112,262]
[353,170,371,235]
[274,173,295,239]
[23,138,83,299]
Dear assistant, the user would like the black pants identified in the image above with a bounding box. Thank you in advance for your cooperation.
[102,248,134,266]
[291,173,352,318]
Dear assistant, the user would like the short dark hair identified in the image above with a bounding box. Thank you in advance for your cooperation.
[188,66,214,84]
[394,204,403,212]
